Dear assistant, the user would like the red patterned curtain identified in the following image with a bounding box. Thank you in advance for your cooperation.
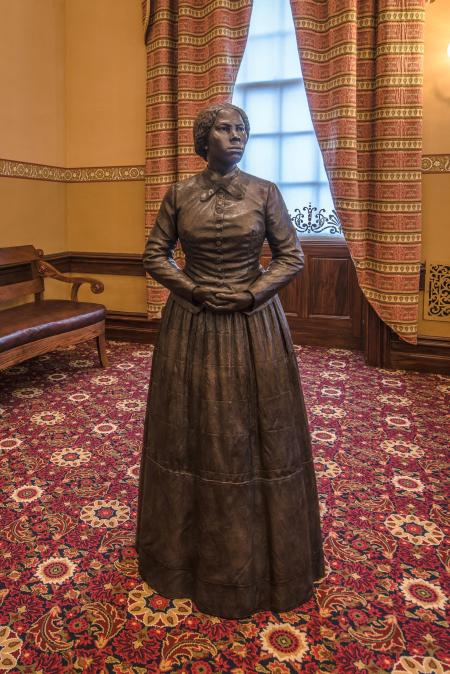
[290,0,424,344]
[142,0,253,317]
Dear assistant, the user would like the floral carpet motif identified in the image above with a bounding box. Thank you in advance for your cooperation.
[0,342,448,674]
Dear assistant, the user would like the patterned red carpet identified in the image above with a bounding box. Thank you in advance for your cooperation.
[0,342,448,674]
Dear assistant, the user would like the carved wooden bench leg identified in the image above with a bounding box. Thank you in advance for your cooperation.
[96,334,109,368]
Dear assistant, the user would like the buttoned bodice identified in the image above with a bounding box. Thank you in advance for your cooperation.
[175,169,270,291]
[143,168,304,314]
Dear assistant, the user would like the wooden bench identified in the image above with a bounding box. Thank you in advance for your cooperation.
[0,245,108,370]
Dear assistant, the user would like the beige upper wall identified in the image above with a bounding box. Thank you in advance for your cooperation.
[420,2,450,337]
[0,0,146,168]
[0,1,448,330]
[65,0,146,167]
[423,2,450,153]
[0,0,65,166]
[0,178,66,253]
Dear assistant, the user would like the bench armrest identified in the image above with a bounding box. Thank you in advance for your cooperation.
[37,260,105,301]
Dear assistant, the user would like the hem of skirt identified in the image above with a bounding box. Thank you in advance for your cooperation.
[137,549,324,620]
[146,455,313,485]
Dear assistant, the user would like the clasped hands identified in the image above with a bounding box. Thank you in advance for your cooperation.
[192,286,253,312]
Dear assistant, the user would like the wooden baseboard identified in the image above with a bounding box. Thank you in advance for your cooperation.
[290,320,362,350]
[389,335,450,374]
[105,311,363,350]
[106,311,160,344]
[105,311,450,375]
[41,251,447,373]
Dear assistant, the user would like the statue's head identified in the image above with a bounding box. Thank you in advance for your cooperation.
[193,103,250,161]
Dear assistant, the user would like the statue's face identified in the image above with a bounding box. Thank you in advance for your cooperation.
[206,109,248,172]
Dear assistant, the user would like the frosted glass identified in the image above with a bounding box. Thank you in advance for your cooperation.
[243,137,278,182]
[245,88,279,133]
[232,0,338,233]
[281,83,314,132]
[281,134,318,183]
[281,185,317,215]
[232,86,245,110]
[319,185,336,214]
[281,0,296,32]
[250,0,283,35]
[245,36,281,82]
[282,34,302,80]
[319,154,329,182]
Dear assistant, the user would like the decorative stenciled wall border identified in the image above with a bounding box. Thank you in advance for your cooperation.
[421,154,450,173]
[1,155,450,182]
[0,159,144,182]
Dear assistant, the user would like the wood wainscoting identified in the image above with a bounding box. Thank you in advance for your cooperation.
[363,302,450,374]
[46,239,363,350]
[275,238,363,349]
[43,248,450,373]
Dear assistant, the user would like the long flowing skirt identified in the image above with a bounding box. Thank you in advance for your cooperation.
[136,295,324,619]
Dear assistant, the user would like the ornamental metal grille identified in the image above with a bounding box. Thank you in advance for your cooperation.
[427,264,450,318]
[291,204,343,236]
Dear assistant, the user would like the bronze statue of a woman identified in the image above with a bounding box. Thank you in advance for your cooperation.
[136,103,324,619]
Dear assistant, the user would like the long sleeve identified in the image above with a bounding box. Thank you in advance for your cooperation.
[143,185,197,302]
[247,182,304,309]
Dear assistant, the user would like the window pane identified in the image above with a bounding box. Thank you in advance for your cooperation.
[281,185,317,215]
[281,134,318,183]
[319,185,336,214]
[282,83,314,132]
[232,0,340,236]
[242,35,281,82]
[244,87,279,134]
[319,154,329,182]
[250,0,283,35]
[243,137,278,182]
[281,34,302,80]
[281,0,295,32]
[232,86,245,110]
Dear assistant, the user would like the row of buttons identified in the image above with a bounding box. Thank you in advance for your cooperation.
[216,190,225,280]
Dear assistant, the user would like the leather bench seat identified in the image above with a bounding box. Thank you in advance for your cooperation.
[0,300,106,352]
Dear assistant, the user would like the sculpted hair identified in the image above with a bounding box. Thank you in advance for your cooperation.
[193,103,250,160]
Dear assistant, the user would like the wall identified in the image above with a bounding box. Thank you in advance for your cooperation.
[64,0,147,312]
[0,0,147,312]
[0,0,66,260]
[420,0,450,338]
[0,1,448,335]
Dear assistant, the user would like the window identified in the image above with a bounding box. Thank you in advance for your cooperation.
[232,0,341,236]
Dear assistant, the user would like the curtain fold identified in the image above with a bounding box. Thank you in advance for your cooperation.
[142,0,253,318]
[290,0,425,344]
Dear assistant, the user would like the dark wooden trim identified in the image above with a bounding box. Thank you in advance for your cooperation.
[43,251,72,273]
[106,311,160,344]
[419,262,425,292]
[363,297,450,373]
[44,251,145,276]
[105,310,365,349]
[363,300,392,368]
[389,335,450,374]
[289,319,362,350]
[36,249,448,373]
[42,248,423,289]
[298,236,349,252]
[285,237,364,350]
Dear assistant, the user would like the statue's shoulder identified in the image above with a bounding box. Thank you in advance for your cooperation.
[173,172,203,192]
[238,170,274,192]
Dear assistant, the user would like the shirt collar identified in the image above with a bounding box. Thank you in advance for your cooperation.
[199,167,247,201]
